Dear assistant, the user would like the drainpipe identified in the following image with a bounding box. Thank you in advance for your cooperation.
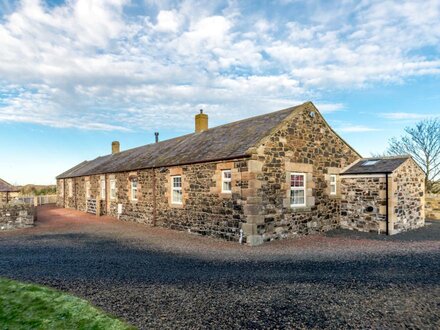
[152,169,157,226]
[385,173,389,236]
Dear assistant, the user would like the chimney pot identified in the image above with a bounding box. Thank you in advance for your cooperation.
[111,141,120,154]
[195,109,208,133]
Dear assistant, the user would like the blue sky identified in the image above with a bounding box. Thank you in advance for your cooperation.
[0,0,439,185]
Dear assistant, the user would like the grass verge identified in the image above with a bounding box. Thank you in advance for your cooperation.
[0,277,135,329]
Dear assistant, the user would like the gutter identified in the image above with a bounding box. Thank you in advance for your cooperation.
[56,155,251,180]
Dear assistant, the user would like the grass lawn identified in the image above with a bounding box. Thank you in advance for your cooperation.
[0,277,135,329]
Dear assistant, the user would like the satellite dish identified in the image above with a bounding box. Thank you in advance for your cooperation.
[309,111,315,118]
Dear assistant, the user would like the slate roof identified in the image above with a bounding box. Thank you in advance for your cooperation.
[341,156,411,175]
[57,103,309,179]
[0,178,19,192]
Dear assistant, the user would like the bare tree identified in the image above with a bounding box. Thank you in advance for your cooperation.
[387,118,440,192]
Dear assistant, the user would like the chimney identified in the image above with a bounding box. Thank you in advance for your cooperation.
[195,109,208,133]
[111,141,120,154]
[155,132,159,143]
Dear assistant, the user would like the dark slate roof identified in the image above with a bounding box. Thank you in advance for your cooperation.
[0,178,19,192]
[57,103,308,179]
[341,156,410,175]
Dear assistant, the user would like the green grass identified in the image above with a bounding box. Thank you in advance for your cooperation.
[0,277,135,330]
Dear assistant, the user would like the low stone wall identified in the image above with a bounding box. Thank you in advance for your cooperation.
[0,203,35,230]
[426,194,440,220]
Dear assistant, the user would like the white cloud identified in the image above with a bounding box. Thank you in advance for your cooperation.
[155,10,181,33]
[0,0,439,132]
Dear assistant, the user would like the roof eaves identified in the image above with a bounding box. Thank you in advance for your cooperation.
[56,154,251,179]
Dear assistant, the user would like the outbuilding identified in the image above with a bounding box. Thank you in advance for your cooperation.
[0,178,19,204]
[340,156,425,235]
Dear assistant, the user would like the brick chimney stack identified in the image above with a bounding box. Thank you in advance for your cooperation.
[195,109,208,133]
[112,141,120,154]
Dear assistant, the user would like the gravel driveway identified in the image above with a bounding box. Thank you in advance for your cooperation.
[0,205,439,329]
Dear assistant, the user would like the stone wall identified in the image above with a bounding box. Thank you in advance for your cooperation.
[390,158,425,233]
[0,203,35,230]
[58,159,250,241]
[242,103,361,243]
[426,194,440,220]
[340,176,387,233]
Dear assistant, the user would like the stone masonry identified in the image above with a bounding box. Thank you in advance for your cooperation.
[340,176,387,233]
[243,103,360,243]
[0,203,35,230]
[390,158,425,233]
[426,194,440,220]
[340,158,425,234]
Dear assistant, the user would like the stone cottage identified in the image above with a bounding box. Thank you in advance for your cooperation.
[0,178,19,204]
[56,102,425,245]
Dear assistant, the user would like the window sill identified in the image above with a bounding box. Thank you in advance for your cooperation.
[291,206,312,213]
[170,203,184,209]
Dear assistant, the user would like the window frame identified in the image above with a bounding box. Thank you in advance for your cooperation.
[290,172,306,208]
[330,174,337,195]
[109,179,116,200]
[221,169,232,193]
[100,179,106,199]
[171,175,183,205]
[131,179,138,201]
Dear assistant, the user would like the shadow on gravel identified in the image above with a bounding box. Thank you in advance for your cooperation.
[325,220,440,242]
[0,231,439,329]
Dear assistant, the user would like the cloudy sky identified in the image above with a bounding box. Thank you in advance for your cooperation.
[0,0,439,185]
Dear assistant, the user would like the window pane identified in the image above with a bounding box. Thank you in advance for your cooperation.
[291,174,304,187]
[173,189,182,203]
[223,181,232,192]
[173,176,181,188]
[291,189,305,205]
[330,175,336,183]
[223,170,231,179]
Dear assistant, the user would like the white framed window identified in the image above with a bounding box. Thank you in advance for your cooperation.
[221,170,232,193]
[68,180,73,197]
[131,179,138,201]
[172,176,182,204]
[110,179,116,200]
[290,173,306,207]
[85,181,91,199]
[330,175,337,195]
[100,179,106,199]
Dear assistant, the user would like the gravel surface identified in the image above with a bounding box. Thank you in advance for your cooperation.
[0,205,439,329]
